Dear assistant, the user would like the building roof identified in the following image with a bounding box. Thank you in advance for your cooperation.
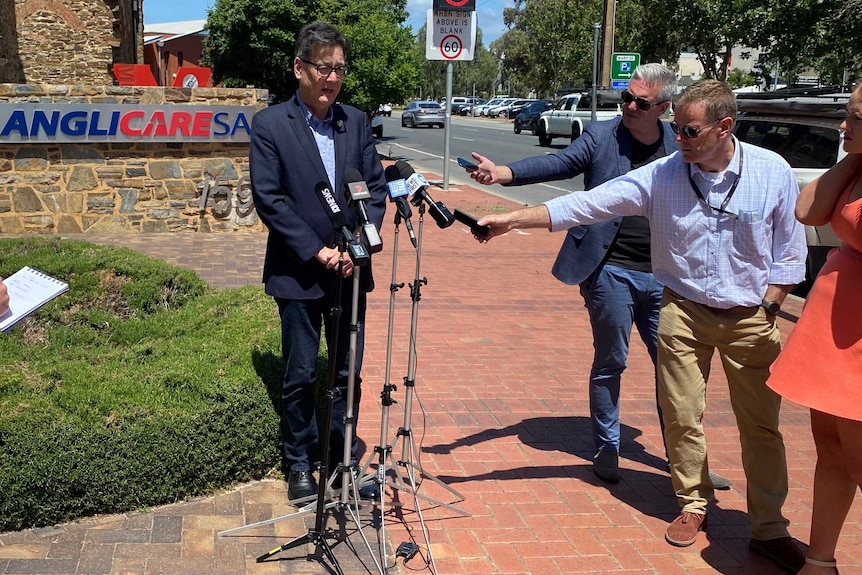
[143,20,207,45]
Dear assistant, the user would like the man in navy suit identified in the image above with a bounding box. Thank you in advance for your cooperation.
[249,21,387,501]
[467,64,728,489]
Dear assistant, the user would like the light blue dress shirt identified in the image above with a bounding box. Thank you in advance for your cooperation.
[298,99,336,190]
[544,139,807,308]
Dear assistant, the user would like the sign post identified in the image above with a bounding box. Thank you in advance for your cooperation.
[610,52,640,91]
[426,9,477,189]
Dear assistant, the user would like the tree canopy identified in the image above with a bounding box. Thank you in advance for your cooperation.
[203,0,862,108]
[203,0,420,108]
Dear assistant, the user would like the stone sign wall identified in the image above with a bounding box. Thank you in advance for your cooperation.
[0,83,268,234]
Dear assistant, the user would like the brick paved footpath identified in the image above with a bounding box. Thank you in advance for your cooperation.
[1,178,860,575]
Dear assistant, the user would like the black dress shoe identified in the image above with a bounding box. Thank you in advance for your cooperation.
[287,470,317,500]
[357,482,380,501]
[331,471,380,501]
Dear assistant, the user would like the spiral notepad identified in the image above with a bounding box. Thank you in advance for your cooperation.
[0,266,69,332]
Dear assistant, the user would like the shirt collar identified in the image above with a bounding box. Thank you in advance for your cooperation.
[295,93,333,128]
[691,135,742,179]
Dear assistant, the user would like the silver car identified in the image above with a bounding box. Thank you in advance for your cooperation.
[401,101,445,128]
[735,91,849,290]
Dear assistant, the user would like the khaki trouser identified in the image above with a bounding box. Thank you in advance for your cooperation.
[657,288,791,540]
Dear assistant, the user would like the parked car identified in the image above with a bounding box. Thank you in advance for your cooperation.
[446,96,470,114]
[486,98,517,117]
[734,89,849,289]
[537,90,621,146]
[370,111,383,138]
[401,100,445,128]
[378,103,392,117]
[459,98,485,116]
[513,100,552,134]
[501,98,536,119]
[472,96,508,117]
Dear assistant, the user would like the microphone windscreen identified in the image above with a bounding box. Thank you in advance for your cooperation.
[384,165,403,183]
[344,167,363,184]
[395,160,414,179]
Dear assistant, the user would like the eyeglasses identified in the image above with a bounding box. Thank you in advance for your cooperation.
[299,57,348,79]
[670,119,722,139]
[621,89,666,111]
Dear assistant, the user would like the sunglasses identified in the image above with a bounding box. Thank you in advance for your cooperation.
[670,119,722,139]
[621,89,666,111]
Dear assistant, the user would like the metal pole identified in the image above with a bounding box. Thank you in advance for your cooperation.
[443,61,453,191]
[591,23,600,124]
[600,0,616,87]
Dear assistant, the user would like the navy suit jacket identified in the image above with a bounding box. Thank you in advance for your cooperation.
[507,117,678,286]
[249,93,387,299]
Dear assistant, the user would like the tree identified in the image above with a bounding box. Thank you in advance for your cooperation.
[203,0,314,101]
[414,25,499,101]
[727,67,757,89]
[809,0,862,84]
[318,0,421,111]
[203,0,422,107]
[498,0,601,95]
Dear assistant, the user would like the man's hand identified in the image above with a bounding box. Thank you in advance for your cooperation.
[469,152,514,186]
[473,213,517,242]
[0,278,9,316]
[316,246,354,277]
[474,205,553,243]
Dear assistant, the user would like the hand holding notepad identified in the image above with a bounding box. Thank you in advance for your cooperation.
[0,266,69,332]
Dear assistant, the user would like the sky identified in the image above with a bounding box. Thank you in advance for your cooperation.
[142,0,509,46]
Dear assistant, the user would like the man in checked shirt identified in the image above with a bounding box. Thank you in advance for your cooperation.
[471,79,807,573]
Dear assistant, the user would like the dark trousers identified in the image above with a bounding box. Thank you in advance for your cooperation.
[580,264,663,453]
[276,285,366,475]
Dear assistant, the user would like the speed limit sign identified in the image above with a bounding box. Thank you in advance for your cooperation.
[425,9,476,61]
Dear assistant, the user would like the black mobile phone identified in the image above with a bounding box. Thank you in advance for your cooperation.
[457,157,479,172]
[453,208,490,236]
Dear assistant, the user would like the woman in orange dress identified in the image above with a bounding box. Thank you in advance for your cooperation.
[768,83,862,575]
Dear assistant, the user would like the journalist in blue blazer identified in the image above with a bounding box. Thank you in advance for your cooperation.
[465,64,728,489]
[249,21,386,501]
[507,115,677,286]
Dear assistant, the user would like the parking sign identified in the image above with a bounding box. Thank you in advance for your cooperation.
[611,53,640,81]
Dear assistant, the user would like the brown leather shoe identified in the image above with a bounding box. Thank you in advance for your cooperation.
[749,537,806,573]
[665,512,707,547]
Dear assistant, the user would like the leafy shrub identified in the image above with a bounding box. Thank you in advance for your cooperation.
[0,238,284,532]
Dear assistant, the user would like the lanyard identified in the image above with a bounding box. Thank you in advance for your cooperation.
[687,144,743,219]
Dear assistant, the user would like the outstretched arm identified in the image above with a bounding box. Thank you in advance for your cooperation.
[474,205,551,242]
[468,152,514,186]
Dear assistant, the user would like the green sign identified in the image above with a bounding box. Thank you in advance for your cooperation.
[611,53,641,81]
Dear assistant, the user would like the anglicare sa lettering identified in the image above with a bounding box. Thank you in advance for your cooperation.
[0,104,256,143]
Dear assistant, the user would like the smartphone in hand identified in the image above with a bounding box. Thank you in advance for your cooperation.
[453,208,490,237]
[457,157,479,172]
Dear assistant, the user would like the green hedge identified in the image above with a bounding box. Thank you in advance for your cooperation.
[0,238,284,532]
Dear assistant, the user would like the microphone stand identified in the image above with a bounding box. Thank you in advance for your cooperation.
[219,235,382,575]
[381,203,470,575]
[358,209,406,566]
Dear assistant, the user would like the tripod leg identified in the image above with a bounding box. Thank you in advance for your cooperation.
[256,531,310,563]
[309,530,345,575]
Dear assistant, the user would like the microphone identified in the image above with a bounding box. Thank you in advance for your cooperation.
[383,164,417,247]
[314,181,370,266]
[394,160,455,229]
[344,168,383,254]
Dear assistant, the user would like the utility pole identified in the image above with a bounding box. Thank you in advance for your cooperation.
[599,0,615,88]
